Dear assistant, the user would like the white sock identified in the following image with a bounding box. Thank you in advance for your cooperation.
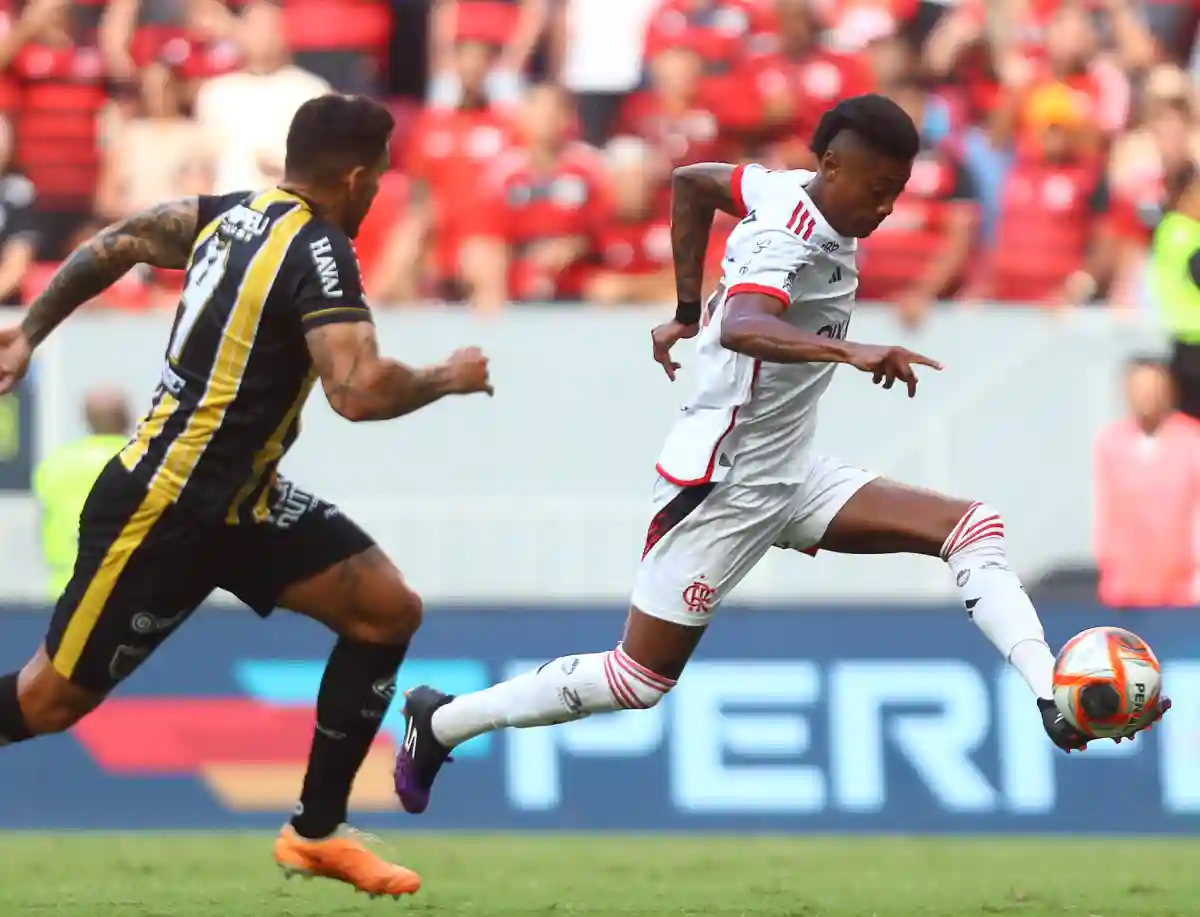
[429,645,676,749]
[942,502,1055,700]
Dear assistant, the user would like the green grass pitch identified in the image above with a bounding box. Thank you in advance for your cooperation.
[0,833,1196,916]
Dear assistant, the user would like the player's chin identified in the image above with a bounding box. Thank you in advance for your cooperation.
[855,220,885,239]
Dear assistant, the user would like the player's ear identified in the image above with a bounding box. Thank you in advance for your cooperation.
[819,149,840,182]
[344,164,367,196]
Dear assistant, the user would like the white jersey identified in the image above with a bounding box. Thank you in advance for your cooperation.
[656,164,858,487]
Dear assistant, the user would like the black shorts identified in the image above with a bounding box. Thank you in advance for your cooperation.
[45,462,376,693]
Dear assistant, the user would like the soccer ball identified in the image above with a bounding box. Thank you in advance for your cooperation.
[1052,626,1162,739]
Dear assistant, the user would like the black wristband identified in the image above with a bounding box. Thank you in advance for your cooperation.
[674,299,701,325]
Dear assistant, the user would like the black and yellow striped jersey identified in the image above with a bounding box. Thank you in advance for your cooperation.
[118,188,373,524]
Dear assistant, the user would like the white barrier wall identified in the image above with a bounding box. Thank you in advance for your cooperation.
[2,305,1168,602]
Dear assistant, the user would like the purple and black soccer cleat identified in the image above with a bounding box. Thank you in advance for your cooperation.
[394,685,455,814]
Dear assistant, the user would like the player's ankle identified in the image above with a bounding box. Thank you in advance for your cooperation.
[289,804,344,841]
[0,673,32,745]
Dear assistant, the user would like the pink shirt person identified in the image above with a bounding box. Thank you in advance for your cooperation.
[1094,358,1200,608]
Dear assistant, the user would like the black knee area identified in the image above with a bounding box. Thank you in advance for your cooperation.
[0,673,32,743]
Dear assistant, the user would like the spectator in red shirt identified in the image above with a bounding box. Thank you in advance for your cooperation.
[968,82,1116,306]
[745,0,875,169]
[643,0,774,81]
[395,36,515,301]
[585,136,675,305]
[857,76,978,325]
[0,0,107,258]
[462,83,612,311]
[1094,357,1200,608]
[429,0,552,107]
[616,43,740,173]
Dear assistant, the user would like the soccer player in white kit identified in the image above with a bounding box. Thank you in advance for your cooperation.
[394,95,1170,813]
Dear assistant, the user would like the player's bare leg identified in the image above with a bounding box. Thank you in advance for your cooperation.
[0,646,103,744]
[814,479,1170,750]
[396,608,702,814]
[272,546,422,897]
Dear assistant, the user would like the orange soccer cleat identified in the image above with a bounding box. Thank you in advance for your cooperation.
[273,824,421,898]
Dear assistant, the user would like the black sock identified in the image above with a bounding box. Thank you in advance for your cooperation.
[0,673,32,745]
[290,638,407,839]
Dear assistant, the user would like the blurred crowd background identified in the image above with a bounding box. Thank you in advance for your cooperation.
[0,0,1193,323]
[5,0,1200,611]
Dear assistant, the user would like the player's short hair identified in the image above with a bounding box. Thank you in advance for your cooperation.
[284,94,395,184]
[810,94,921,163]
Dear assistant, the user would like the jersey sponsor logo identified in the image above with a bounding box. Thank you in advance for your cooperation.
[308,237,344,298]
[816,319,849,340]
[682,576,717,615]
[219,205,270,243]
[268,479,322,529]
[820,239,840,254]
[828,266,842,284]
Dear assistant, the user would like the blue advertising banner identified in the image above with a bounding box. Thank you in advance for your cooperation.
[0,604,1197,833]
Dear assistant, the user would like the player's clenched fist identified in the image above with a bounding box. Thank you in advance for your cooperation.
[845,343,942,399]
[446,346,494,396]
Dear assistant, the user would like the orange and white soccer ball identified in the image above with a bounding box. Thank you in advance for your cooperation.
[1052,626,1163,739]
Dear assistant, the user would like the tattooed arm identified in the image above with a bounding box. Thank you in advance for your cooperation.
[20,199,201,348]
[670,162,739,306]
[648,163,741,378]
[305,323,492,422]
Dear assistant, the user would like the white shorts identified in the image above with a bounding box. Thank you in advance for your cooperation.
[631,455,878,625]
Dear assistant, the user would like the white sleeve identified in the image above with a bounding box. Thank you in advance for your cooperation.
[725,226,814,306]
[730,162,774,217]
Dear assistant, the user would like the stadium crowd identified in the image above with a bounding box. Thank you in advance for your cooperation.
[0,0,1194,321]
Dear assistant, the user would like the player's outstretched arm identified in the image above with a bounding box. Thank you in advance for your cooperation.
[722,290,943,398]
[305,322,493,422]
[20,199,201,348]
[0,198,202,394]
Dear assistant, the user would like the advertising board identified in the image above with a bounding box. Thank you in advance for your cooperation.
[0,605,1195,832]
